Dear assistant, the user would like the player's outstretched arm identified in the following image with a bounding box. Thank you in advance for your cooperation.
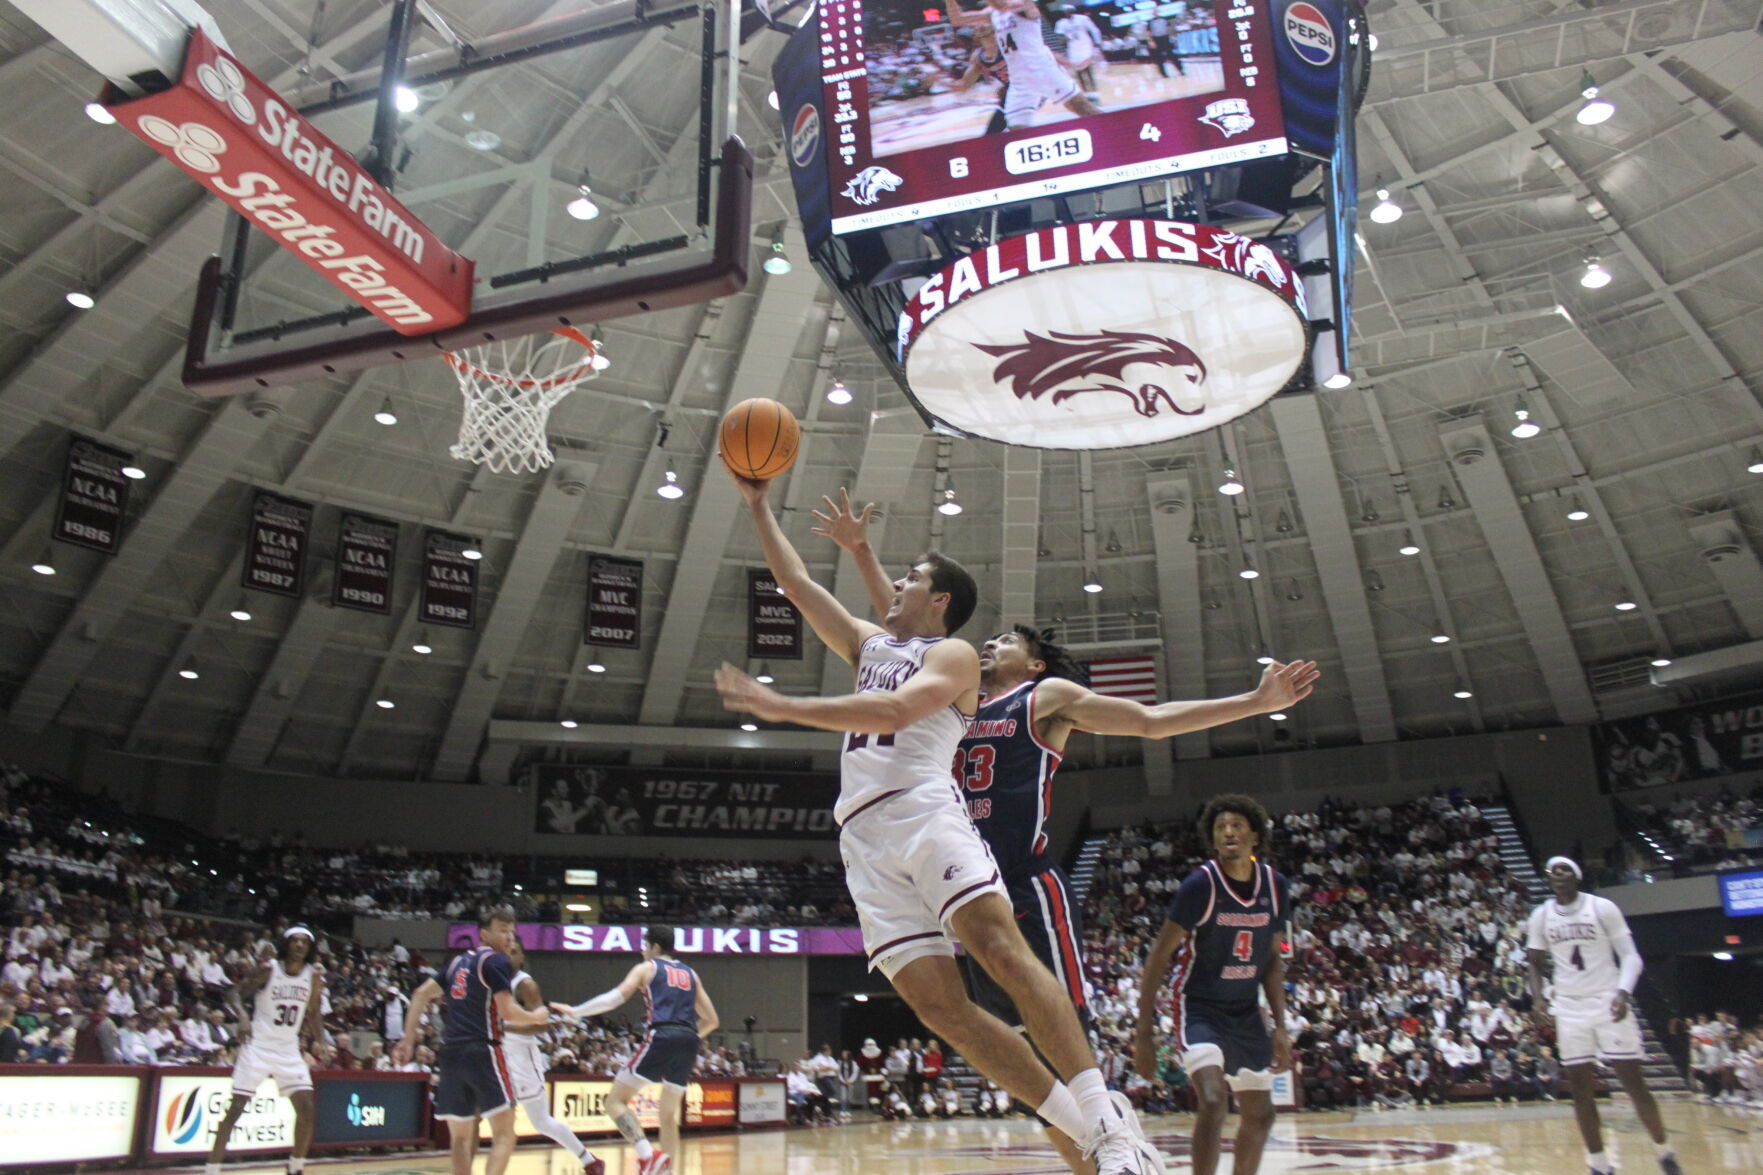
[552,960,650,1020]
[725,459,879,665]
[1041,659,1320,739]
[1133,919,1188,1079]
[717,638,978,733]
[811,488,894,620]
[695,981,721,1039]
[393,977,441,1065]
[942,0,993,28]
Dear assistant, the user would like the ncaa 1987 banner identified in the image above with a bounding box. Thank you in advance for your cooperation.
[243,490,311,598]
[533,763,837,839]
[1596,691,1763,792]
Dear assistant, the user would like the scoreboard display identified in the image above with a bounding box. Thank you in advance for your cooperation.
[817,0,1291,234]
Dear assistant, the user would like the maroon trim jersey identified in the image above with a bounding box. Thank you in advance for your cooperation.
[955,680,1063,881]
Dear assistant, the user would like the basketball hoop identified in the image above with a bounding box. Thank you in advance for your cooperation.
[443,327,603,474]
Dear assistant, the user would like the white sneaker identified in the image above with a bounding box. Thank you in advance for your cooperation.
[1086,1095,1167,1175]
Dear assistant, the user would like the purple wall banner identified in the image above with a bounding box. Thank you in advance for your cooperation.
[243,490,312,598]
[54,435,133,554]
[533,763,836,840]
[421,530,478,629]
[448,923,866,956]
[747,568,802,660]
[333,512,398,614]
[586,554,642,649]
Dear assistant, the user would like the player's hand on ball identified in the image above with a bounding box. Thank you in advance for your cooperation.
[811,488,877,552]
[1253,660,1320,712]
[715,662,787,722]
[718,451,770,504]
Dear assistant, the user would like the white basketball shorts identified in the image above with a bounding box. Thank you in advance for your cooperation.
[840,781,1007,979]
[1004,64,1078,127]
[1554,996,1644,1066]
[502,1041,547,1103]
[232,1039,312,1097]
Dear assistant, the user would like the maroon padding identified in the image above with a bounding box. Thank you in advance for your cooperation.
[182,139,754,396]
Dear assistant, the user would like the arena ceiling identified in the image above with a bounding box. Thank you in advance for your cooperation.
[0,0,1760,783]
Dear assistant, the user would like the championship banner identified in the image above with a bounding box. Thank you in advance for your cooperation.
[533,763,836,839]
[448,922,866,956]
[420,530,478,630]
[243,490,312,598]
[53,435,133,554]
[1594,691,1763,792]
[748,569,803,660]
[0,1070,143,1165]
[333,512,398,615]
[586,555,642,649]
[484,1079,736,1140]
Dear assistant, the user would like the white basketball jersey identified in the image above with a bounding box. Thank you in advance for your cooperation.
[990,6,1056,70]
[1525,893,1628,1005]
[502,970,541,1056]
[835,634,971,824]
[251,960,314,1050]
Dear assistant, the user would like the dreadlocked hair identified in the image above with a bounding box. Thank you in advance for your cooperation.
[1011,624,1085,683]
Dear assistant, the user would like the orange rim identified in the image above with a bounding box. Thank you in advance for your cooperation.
[443,326,598,390]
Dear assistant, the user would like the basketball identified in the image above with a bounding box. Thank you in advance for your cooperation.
[720,397,800,481]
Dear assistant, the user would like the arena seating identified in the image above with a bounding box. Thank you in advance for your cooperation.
[1618,787,1763,877]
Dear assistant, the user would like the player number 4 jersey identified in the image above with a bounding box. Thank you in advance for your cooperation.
[1525,893,1631,1005]
[250,960,314,1049]
[1166,860,1289,1011]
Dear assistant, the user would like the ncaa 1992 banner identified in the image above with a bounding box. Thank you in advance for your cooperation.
[54,435,134,554]
[243,490,311,598]
[420,530,478,629]
[533,763,837,839]
[748,569,803,660]
[586,555,642,649]
[333,512,398,615]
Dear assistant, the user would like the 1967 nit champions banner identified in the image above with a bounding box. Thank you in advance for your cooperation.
[533,763,838,840]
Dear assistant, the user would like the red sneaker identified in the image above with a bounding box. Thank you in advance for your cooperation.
[581,1158,605,1175]
[636,1152,672,1175]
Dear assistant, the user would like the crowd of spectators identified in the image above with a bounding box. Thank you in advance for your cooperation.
[1624,785,1763,876]
[1683,1012,1763,1105]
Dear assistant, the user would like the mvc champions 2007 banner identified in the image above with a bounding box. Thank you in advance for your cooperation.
[533,763,837,839]
[1595,691,1763,792]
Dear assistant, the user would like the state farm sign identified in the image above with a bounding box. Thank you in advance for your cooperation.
[106,29,471,334]
[897,220,1309,450]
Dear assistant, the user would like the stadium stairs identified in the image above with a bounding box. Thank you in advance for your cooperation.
[1066,831,1111,907]
[1482,801,1548,903]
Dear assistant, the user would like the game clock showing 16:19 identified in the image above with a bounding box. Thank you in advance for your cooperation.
[1003,129,1093,176]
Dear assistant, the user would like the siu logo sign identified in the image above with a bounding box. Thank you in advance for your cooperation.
[1284,2,1337,66]
[789,103,821,168]
[897,221,1308,450]
[842,165,903,206]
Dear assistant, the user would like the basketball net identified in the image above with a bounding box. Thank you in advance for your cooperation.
[443,327,603,474]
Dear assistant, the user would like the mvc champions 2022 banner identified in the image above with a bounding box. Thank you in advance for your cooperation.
[534,763,837,840]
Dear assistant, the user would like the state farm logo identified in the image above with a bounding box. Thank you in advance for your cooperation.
[197,55,255,123]
[974,330,1207,420]
[137,116,227,174]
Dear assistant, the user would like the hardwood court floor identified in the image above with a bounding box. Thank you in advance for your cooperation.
[193,1099,1760,1175]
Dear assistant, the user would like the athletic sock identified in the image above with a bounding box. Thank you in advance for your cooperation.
[634,1139,654,1160]
[1035,1080,1089,1144]
[1655,1142,1674,1159]
[206,1164,221,1175]
[1067,1067,1116,1136]
[288,1161,304,1175]
[1587,1152,1614,1174]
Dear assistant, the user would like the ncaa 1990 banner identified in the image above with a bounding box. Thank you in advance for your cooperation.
[333,512,398,615]
[533,763,837,839]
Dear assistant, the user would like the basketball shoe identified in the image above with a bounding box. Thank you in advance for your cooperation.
[636,1151,672,1175]
[1083,1095,1167,1175]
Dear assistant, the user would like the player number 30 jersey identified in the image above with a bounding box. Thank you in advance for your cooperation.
[251,960,314,1049]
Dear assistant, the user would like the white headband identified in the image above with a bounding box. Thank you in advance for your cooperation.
[1544,856,1582,879]
[284,926,315,940]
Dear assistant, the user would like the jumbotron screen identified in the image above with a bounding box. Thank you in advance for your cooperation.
[821,0,1289,234]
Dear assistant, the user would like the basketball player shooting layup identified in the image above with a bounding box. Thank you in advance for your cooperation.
[944,0,1102,130]
[395,907,554,1175]
[1526,858,1684,1175]
[503,942,603,1174]
[551,926,720,1175]
[713,464,1164,1175]
[1134,796,1291,1175]
[208,926,325,1175]
[816,488,1318,1174]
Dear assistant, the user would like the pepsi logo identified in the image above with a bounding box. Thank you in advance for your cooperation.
[1285,2,1336,66]
[790,104,821,168]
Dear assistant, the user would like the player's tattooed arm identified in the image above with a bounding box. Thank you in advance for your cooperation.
[810,488,893,620]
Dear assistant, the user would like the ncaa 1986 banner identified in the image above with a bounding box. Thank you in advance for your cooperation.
[54,435,134,554]
[533,763,837,839]
[1595,690,1763,792]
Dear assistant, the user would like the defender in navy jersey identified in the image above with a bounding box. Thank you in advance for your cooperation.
[1136,797,1290,1175]
[552,927,719,1175]
[395,906,552,1175]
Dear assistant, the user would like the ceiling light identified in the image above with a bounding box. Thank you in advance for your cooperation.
[566,184,600,221]
[1713,951,1734,962]
[464,128,501,151]
[1614,600,1637,611]
[1360,498,1379,523]
[1566,497,1590,522]
[1218,467,1244,495]
[853,993,870,1002]
[1576,75,1614,125]
[84,101,116,125]
[394,85,420,113]
[1431,633,1451,644]
[763,235,793,276]
[1510,403,1541,439]
[1269,712,1288,721]
[1275,510,1293,534]
[373,397,398,426]
[587,662,606,673]
[559,719,578,729]
[767,90,780,110]
[121,463,146,480]
[755,664,775,684]
[1747,446,1763,474]
[1398,531,1420,556]
[461,544,484,560]
[1366,571,1385,593]
[177,657,200,680]
[1082,570,1103,594]
[1453,689,1474,699]
[937,484,962,516]
[30,549,56,576]
[1580,257,1612,289]
[1438,486,1456,510]
[411,631,433,655]
[1323,371,1352,389]
[825,379,852,405]
[1104,529,1122,554]
[1650,657,1672,668]
[229,598,253,622]
[375,697,395,710]
[65,290,96,310]
[1256,655,1274,665]
[740,722,758,732]
[1239,561,1260,580]
[1285,579,1303,601]
[1369,187,1403,224]
[657,465,685,499]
